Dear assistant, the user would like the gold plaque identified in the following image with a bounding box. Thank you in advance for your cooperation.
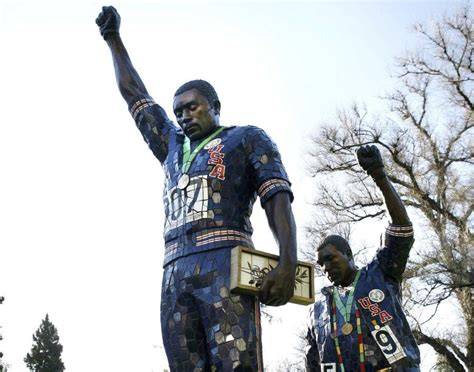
[230,246,315,305]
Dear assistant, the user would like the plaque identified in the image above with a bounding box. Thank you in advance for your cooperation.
[230,246,315,305]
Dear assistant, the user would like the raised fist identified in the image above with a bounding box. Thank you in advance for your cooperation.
[96,6,121,40]
[356,145,384,175]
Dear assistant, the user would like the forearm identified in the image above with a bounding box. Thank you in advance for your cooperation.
[264,193,297,268]
[106,34,149,105]
[371,168,410,225]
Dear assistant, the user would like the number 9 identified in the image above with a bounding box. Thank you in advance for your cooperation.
[375,330,397,354]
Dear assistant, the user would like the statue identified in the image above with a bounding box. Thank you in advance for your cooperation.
[306,145,421,371]
[96,6,297,371]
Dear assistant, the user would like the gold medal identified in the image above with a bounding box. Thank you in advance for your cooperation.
[341,322,353,335]
[177,174,190,190]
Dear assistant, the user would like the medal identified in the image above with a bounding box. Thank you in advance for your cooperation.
[341,322,353,335]
[177,174,190,190]
[333,271,361,337]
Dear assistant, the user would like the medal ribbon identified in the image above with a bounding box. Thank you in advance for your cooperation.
[331,270,366,372]
[182,126,225,174]
[333,271,361,323]
[331,299,366,372]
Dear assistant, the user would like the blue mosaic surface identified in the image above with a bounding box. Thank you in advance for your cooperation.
[306,225,421,372]
[161,248,262,371]
[129,96,293,370]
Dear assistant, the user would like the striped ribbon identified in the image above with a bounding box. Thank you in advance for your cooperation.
[331,298,366,371]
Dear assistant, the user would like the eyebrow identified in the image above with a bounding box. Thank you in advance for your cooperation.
[317,253,332,266]
[174,100,198,113]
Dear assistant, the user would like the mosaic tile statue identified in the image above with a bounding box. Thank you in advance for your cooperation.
[96,6,297,371]
[306,145,421,371]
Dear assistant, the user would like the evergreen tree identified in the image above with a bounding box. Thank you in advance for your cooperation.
[24,314,65,372]
[0,295,7,372]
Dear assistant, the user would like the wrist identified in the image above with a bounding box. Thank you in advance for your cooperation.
[367,166,386,181]
[277,260,297,273]
[104,30,120,42]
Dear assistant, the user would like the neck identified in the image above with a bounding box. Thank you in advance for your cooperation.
[189,125,221,143]
[340,267,357,287]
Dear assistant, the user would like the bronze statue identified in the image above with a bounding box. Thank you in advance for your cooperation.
[306,145,420,371]
[96,6,297,371]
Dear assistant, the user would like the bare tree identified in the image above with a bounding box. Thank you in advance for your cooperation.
[305,5,473,370]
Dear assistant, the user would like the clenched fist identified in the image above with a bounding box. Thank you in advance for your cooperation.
[356,145,384,177]
[96,6,121,40]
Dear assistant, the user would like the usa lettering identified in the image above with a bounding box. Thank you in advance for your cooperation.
[208,144,226,180]
[358,297,393,323]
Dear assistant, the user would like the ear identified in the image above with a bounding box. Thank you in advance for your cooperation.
[213,100,221,115]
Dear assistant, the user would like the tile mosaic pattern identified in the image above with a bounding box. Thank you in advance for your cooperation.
[161,248,262,371]
[129,97,293,370]
[306,224,421,371]
[131,97,293,266]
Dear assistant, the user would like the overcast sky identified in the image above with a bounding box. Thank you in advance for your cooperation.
[0,1,462,371]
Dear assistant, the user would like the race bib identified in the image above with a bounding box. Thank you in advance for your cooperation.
[371,324,406,364]
[164,175,210,233]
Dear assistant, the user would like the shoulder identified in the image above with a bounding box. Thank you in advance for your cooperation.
[236,125,280,153]
[231,125,270,138]
[314,287,332,309]
[247,125,270,137]
[223,125,270,150]
[359,261,383,280]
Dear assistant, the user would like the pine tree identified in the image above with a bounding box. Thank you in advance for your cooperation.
[24,314,65,372]
[0,295,7,372]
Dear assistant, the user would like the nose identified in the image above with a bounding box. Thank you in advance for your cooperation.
[178,111,192,126]
[182,109,193,122]
[323,263,332,273]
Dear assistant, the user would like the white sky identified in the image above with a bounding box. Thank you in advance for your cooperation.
[0,1,461,371]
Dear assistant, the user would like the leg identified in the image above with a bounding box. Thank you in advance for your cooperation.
[161,258,210,371]
[195,249,264,371]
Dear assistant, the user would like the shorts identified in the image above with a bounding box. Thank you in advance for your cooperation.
[160,248,263,371]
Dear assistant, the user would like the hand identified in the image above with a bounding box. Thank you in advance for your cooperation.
[356,145,384,176]
[258,264,296,306]
[96,6,121,40]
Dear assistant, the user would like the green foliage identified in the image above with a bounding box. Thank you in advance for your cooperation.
[24,314,65,372]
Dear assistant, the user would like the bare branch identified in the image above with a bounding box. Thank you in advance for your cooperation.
[412,330,466,372]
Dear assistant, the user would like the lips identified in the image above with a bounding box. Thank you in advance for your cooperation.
[184,122,199,132]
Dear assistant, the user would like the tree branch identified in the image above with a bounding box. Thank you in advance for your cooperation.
[412,330,466,372]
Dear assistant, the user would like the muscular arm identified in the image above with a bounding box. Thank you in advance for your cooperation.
[106,34,149,105]
[371,168,410,225]
[264,192,297,269]
[96,6,173,163]
[258,192,297,306]
[96,6,149,106]
[357,146,410,225]
[358,145,414,281]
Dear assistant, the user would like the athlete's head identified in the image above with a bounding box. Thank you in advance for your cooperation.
[173,80,221,140]
[317,235,356,286]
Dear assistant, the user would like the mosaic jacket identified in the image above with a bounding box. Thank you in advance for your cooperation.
[307,224,421,371]
[129,97,293,266]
